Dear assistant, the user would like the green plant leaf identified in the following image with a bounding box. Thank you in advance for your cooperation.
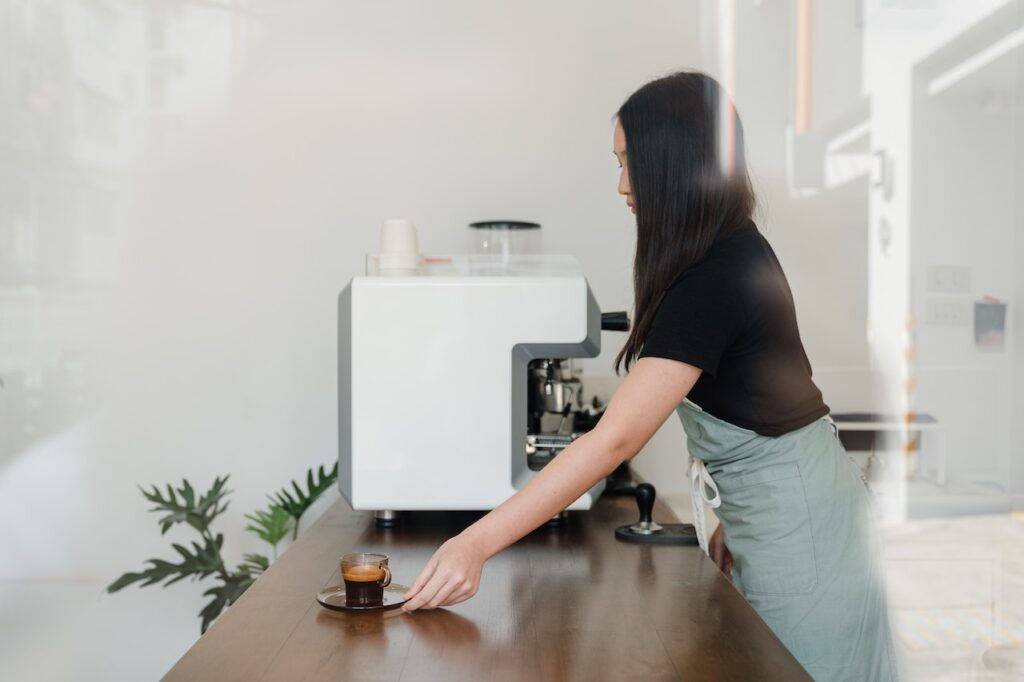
[239,553,270,577]
[198,553,268,633]
[244,505,292,547]
[199,573,254,634]
[112,465,335,636]
[139,475,232,535]
[106,534,225,593]
[270,463,337,540]
[195,476,232,527]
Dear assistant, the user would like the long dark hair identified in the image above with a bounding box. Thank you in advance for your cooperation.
[614,71,756,374]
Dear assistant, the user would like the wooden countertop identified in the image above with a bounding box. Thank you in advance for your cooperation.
[163,492,810,681]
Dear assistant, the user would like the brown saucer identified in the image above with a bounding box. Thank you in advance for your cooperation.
[316,583,410,612]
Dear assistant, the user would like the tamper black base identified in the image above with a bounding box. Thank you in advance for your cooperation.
[613,482,699,545]
[614,523,698,545]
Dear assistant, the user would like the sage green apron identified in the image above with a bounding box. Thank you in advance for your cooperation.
[679,399,899,682]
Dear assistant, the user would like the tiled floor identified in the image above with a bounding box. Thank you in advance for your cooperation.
[884,513,1024,680]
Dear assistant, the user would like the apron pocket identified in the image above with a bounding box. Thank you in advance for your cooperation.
[713,462,819,596]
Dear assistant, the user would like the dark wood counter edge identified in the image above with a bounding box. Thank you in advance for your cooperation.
[163,492,811,681]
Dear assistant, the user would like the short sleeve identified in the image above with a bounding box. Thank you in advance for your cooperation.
[637,267,747,376]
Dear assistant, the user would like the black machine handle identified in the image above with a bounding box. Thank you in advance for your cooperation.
[601,311,630,332]
[635,483,655,525]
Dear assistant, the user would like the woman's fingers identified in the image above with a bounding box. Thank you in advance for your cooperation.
[403,558,438,602]
[403,571,446,611]
[708,524,734,580]
[426,578,461,609]
[401,535,485,611]
[710,539,723,568]
[709,525,725,569]
[404,569,469,611]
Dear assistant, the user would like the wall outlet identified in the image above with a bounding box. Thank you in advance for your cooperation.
[925,297,971,326]
[926,265,972,294]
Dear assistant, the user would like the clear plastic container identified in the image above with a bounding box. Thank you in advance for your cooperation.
[468,220,541,258]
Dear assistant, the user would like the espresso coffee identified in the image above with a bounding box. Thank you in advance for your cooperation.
[343,565,387,607]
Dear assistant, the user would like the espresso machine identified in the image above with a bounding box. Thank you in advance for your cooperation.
[337,220,626,525]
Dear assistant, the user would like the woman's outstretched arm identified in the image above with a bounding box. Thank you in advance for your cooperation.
[401,356,701,611]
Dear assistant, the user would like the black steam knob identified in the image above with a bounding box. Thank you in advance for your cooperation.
[630,483,662,535]
[601,311,630,332]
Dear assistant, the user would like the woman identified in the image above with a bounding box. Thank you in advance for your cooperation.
[402,71,898,681]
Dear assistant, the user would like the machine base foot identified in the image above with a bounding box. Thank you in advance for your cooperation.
[374,510,400,528]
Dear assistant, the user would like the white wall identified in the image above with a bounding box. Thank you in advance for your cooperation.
[910,91,1016,486]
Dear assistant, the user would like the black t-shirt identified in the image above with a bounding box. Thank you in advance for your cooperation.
[638,220,829,437]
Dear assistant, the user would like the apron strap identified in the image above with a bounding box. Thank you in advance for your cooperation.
[688,456,721,555]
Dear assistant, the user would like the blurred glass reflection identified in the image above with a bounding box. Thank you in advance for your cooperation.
[715,1,1024,678]
[0,1,1022,681]
[0,0,261,463]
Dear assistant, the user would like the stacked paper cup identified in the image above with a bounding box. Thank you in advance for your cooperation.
[377,219,421,275]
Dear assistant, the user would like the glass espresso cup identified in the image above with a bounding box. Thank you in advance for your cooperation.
[341,552,392,607]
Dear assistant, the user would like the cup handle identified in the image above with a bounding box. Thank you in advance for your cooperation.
[379,565,392,588]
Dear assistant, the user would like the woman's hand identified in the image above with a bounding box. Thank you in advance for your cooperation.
[709,524,733,581]
[402,534,486,611]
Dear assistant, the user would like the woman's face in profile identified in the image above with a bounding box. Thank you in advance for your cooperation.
[613,121,635,215]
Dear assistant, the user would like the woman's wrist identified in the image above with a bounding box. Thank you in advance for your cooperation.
[457,522,501,562]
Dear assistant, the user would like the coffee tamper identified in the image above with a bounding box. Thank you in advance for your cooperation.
[614,483,698,545]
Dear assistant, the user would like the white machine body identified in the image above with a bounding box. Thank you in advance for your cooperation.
[338,255,604,511]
